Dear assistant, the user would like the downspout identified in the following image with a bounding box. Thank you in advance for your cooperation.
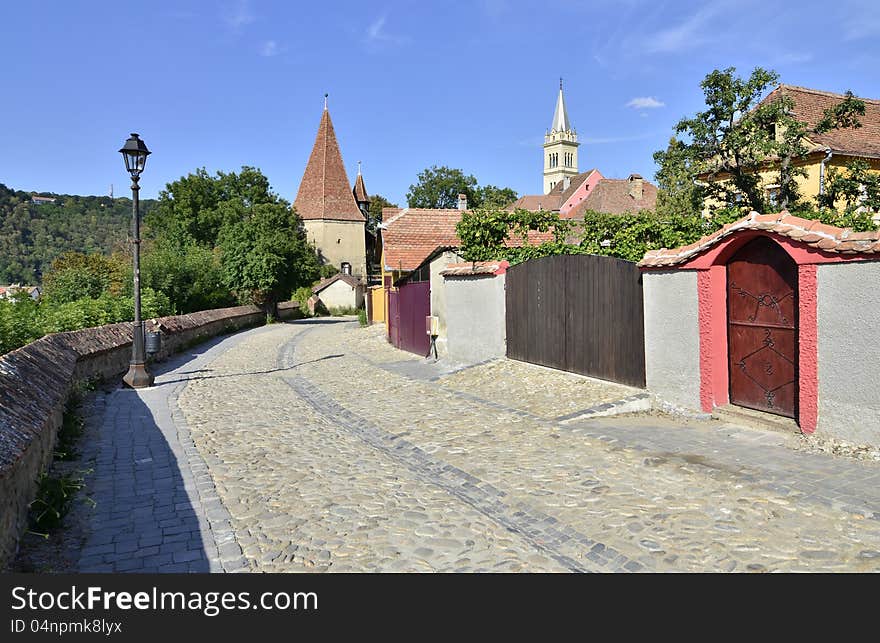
[819,148,833,200]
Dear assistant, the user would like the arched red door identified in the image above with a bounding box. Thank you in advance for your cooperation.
[727,237,798,418]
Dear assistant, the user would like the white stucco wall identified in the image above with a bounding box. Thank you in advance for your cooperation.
[643,270,701,410]
[817,261,880,444]
[317,279,363,310]
[445,273,507,364]
[429,251,464,356]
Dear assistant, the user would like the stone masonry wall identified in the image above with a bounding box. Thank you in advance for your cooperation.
[0,301,299,568]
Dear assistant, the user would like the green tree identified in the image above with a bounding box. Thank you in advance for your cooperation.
[217,204,320,309]
[367,194,397,233]
[406,166,479,209]
[818,158,880,214]
[656,67,865,213]
[148,166,279,247]
[653,137,705,218]
[474,185,518,209]
[141,241,233,314]
[42,252,126,304]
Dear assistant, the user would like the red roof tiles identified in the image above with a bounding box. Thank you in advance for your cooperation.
[382,208,556,271]
[312,272,362,293]
[638,210,880,267]
[293,109,365,222]
[760,85,880,157]
[441,261,509,276]
[569,175,658,217]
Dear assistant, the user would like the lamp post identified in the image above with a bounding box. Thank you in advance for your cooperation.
[119,133,154,388]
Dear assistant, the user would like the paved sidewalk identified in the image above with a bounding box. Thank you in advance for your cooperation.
[23,319,880,573]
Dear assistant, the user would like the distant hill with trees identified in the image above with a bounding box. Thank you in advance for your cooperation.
[0,183,158,285]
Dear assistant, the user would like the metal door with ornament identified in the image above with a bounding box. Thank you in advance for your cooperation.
[727,237,798,418]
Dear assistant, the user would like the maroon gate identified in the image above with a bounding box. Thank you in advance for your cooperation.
[388,281,430,356]
[727,237,798,417]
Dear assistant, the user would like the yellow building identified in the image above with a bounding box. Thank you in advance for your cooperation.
[703,85,880,219]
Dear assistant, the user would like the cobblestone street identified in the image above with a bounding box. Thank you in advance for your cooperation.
[25,319,880,573]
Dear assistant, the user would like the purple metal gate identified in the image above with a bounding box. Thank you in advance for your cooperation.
[388,281,430,356]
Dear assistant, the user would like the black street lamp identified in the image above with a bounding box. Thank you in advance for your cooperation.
[119,133,153,388]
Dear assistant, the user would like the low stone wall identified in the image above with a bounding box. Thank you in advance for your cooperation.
[444,271,507,363]
[0,301,299,568]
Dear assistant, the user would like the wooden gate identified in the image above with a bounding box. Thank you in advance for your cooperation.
[727,237,798,417]
[388,281,430,356]
[505,254,645,387]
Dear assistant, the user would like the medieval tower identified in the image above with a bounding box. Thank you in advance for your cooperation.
[294,97,368,278]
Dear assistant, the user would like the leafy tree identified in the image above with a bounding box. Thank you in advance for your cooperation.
[655,67,865,213]
[367,194,397,233]
[0,183,156,285]
[406,166,518,210]
[653,137,705,218]
[818,159,880,215]
[406,166,479,209]
[42,252,127,305]
[141,241,233,314]
[474,185,518,209]
[217,204,320,309]
[148,166,279,247]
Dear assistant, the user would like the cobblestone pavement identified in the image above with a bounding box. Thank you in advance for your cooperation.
[26,320,880,572]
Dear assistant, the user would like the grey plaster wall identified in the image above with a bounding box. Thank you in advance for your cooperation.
[817,261,880,444]
[445,273,506,363]
[643,271,701,410]
[429,251,464,356]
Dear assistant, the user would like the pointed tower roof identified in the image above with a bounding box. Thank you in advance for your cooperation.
[353,161,370,204]
[294,104,364,222]
[550,78,572,133]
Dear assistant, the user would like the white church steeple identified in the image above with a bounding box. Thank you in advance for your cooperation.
[543,78,579,194]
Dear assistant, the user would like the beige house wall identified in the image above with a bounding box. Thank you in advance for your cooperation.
[429,250,465,356]
[304,219,367,278]
[317,279,364,310]
[703,155,880,219]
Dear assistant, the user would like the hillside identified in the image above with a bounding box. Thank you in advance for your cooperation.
[0,183,157,284]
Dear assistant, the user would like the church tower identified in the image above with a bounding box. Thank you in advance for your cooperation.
[543,79,579,194]
[294,96,367,278]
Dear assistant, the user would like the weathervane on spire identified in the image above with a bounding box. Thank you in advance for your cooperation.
[560,77,563,90]
[324,93,328,110]
[357,160,362,175]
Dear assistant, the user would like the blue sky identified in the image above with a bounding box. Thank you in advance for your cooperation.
[1,1,878,205]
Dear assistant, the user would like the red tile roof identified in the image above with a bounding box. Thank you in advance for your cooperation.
[312,272,362,293]
[441,261,509,276]
[507,194,562,212]
[293,109,365,222]
[382,208,555,271]
[759,85,880,157]
[382,208,463,271]
[638,210,880,267]
[569,175,657,216]
[353,172,369,204]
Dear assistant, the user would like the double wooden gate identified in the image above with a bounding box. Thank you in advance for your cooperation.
[388,281,431,357]
[505,254,645,388]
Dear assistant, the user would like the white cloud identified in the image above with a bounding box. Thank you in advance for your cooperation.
[364,15,409,49]
[260,40,280,57]
[626,96,665,110]
[643,4,723,53]
[223,0,254,31]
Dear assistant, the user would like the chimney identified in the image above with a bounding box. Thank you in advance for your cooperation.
[457,193,468,210]
[628,174,643,201]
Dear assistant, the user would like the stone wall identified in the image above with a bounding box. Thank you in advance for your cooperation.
[642,271,701,410]
[0,302,299,568]
[444,273,507,364]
